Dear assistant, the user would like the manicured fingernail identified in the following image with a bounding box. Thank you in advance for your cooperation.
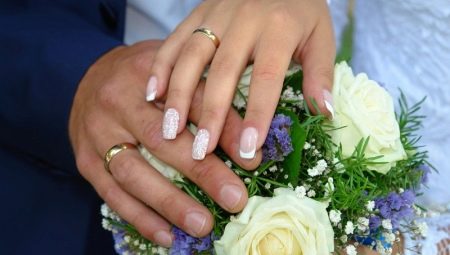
[163,108,179,140]
[154,230,172,247]
[185,212,207,236]
[239,127,258,159]
[192,129,209,160]
[323,89,335,120]
[146,76,157,101]
[220,184,244,211]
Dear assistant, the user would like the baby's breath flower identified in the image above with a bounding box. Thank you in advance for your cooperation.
[345,245,357,255]
[295,186,307,198]
[307,190,316,197]
[340,235,348,243]
[382,219,392,230]
[225,160,232,168]
[357,217,369,232]
[244,178,251,184]
[264,183,271,190]
[303,142,311,150]
[366,201,375,211]
[329,210,342,225]
[345,221,355,234]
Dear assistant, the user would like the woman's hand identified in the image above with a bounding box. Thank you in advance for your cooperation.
[147,0,336,160]
[69,40,260,247]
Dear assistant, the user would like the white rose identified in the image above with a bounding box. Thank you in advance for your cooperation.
[215,188,334,255]
[330,62,406,174]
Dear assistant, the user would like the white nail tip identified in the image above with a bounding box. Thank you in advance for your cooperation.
[146,91,156,102]
[324,100,335,120]
[162,108,179,140]
[239,149,256,159]
[192,129,210,160]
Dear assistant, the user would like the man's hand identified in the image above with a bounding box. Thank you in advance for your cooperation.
[69,40,261,247]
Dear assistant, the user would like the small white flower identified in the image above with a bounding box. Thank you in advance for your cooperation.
[133,239,140,246]
[101,204,110,217]
[269,165,278,172]
[329,210,342,225]
[295,186,307,198]
[366,201,375,211]
[139,244,147,250]
[307,168,319,177]
[357,217,369,232]
[284,174,289,179]
[340,235,348,243]
[345,245,357,255]
[225,160,232,168]
[303,142,311,150]
[307,190,316,197]
[124,235,131,243]
[264,183,271,190]
[382,219,392,230]
[416,222,428,237]
[345,221,355,234]
[244,178,251,184]
[383,232,396,243]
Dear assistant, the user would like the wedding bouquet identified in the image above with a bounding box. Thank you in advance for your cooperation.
[101,62,430,255]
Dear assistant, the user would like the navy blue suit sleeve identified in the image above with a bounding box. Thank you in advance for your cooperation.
[0,3,124,175]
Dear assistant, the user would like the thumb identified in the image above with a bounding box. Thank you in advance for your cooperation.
[294,15,336,119]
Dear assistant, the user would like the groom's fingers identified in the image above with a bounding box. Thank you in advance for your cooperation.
[75,144,173,247]
[125,103,248,216]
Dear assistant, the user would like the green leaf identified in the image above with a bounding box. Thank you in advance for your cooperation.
[277,109,307,186]
[283,69,303,92]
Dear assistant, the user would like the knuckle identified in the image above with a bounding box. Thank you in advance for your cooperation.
[111,157,138,186]
[159,192,181,217]
[143,120,164,151]
[209,56,235,77]
[253,64,281,82]
[75,151,96,176]
[189,160,214,184]
[97,82,120,109]
[182,41,206,61]
[268,4,291,25]
[311,66,334,83]
[131,53,152,72]
[102,185,121,205]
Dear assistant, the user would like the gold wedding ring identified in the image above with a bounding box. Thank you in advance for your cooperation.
[193,28,220,48]
[104,143,137,172]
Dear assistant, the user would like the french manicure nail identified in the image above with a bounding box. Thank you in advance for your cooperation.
[192,129,209,160]
[220,184,244,211]
[163,108,179,140]
[185,212,207,236]
[239,127,258,159]
[146,76,157,101]
[323,89,335,120]
[153,230,173,247]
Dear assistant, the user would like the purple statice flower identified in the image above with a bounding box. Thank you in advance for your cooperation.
[417,164,431,184]
[170,226,214,255]
[374,190,415,229]
[262,114,294,162]
[369,216,382,230]
[112,229,133,255]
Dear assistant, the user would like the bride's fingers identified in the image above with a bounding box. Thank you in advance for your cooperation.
[75,144,173,247]
[188,82,263,170]
[161,27,221,140]
[241,24,299,159]
[193,17,256,160]
[145,2,209,101]
[294,7,336,118]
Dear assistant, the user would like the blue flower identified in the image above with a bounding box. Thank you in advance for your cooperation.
[374,190,415,229]
[170,226,214,255]
[262,114,294,162]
